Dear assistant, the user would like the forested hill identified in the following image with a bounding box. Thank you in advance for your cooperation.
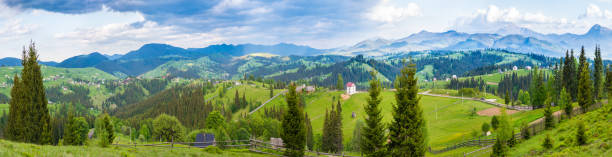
[270,50,558,88]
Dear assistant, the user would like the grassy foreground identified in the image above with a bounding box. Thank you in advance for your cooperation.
[0,139,268,157]
[509,103,612,156]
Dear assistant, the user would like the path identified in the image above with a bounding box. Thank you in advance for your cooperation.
[418,90,532,111]
[248,90,287,115]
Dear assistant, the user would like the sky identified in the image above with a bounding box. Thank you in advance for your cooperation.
[0,0,611,61]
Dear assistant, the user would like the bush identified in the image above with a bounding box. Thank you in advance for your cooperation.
[481,123,490,134]
[542,134,553,149]
[458,88,479,97]
[153,114,186,142]
[203,146,223,154]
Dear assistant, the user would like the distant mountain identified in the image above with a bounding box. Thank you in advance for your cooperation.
[56,52,109,68]
[103,54,123,60]
[333,24,612,58]
[88,43,326,76]
[0,57,57,66]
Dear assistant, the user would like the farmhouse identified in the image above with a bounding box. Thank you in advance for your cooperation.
[346,82,356,95]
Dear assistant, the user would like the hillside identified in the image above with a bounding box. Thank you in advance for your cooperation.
[509,104,611,156]
[0,139,265,157]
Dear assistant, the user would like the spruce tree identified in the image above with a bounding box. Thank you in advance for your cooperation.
[5,75,23,141]
[578,48,593,113]
[504,89,510,105]
[560,88,572,119]
[337,74,344,90]
[491,108,511,157]
[593,46,603,100]
[334,99,343,152]
[530,66,546,108]
[563,50,578,101]
[305,113,314,151]
[362,71,387,156]
[6,42,51,144]
[322,109,332,152]
[576,121,586,145]
[388,60,426,157]
[281,83,305,157]
[520,122,530,140]
[542,134,553,149]
[543,99,554,129]
[491,115,499,130]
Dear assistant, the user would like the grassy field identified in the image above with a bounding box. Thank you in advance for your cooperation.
[0,139,268,157]
[509,104,612,156]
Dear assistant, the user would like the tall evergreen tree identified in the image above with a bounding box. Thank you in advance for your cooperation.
[6,42,51,144]
[491,108,512,157]
[560,88,572,119]
[362,71,387,156]
[578,47,593,113]
[530,66,546,108]
[543,98,554,129]
[593,45,603,100]
[388,60,426,157]
[281,83,305,157]
[305,113,314,151]
[322,108,333,152]
[563,50,578,101]
[504,89,510,105]
[337,74,344,90]
[334,99,343,152]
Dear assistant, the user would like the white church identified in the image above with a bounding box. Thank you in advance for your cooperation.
[346,82,356,95]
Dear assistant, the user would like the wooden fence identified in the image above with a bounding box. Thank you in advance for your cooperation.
[113,138,361,157]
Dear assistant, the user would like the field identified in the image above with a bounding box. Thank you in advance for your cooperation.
[0,139,266,157]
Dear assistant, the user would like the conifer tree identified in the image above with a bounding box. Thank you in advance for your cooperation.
[334,99,343,152]
[305,113,314,151]
[491,116,499,130]
[593,46,603,100]
[530,66,546,108]
[543,99,554,129]
[576,121,586,145]
[281,83,305,157]
[542,134,553,149]
[322,109,332,152]
[520,122,530,140]
[362,71,387,156]
[234,90,240,108]
[388,60,426,157]
[491,108,511,157]
[563,50,578,101]
[6,42,51,144]
[578,47,593,113]
[560,88,572,119]
[504,89,510,105]
[337,74,344,90]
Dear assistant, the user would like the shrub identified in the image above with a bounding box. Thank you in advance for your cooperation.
[542,134,553,149]
[203,146,223,154]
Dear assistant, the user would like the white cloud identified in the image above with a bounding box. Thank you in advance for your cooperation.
[365,0,421,22]
[451,5,612,35]
[580,4,612,19]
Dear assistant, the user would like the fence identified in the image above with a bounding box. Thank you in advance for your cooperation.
[113,138,362,157]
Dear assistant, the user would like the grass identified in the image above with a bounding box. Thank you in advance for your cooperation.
[0,139,268,157]
[292,90,502,148]
[509,103,612,156]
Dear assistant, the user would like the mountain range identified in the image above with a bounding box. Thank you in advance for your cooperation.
[331,24,611,57]
[0,24,610,79]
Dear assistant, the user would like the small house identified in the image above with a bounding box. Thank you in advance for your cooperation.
[525,66,532,70]
[512,66,518,71]
[346,82,356,95]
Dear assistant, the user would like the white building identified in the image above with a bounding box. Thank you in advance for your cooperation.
[525,66,532,70]
[512,66,518,71]
[346,82,356,95]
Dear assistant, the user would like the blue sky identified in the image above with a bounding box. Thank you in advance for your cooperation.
[0,0,611,61]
